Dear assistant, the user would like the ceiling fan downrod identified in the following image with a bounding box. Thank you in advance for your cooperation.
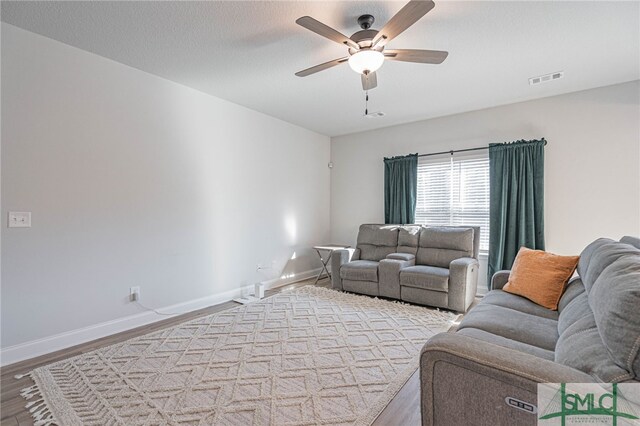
[357,14,375,30]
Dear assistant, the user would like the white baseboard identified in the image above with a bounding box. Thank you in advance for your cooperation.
[0,268,323,367]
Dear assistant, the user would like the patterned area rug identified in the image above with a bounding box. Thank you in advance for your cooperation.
[18,286,457,426]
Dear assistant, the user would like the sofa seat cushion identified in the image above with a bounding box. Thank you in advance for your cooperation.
[340,260,379,282]
[457,327,555,361]
[458,304,559,351]
[481,290,559,320]
[400,266,449,292]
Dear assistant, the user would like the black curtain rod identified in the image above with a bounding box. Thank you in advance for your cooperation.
[418,139,547,158]
[418,146,487,158]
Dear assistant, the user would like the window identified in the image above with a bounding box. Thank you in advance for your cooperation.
[415,152,490,253]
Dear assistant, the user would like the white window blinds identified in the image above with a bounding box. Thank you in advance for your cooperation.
[415,152,490,252]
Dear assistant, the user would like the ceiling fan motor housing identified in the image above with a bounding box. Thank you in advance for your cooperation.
[349,29,380,52]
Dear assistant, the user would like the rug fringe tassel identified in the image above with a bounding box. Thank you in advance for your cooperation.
[26,397,44,408]
[20,384,39,399]
[20,380,59,426]
[32,403,55,425]
[29,400,46,414]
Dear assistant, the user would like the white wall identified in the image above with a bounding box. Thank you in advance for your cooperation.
[331,81,640,289]
[1,24,330,353]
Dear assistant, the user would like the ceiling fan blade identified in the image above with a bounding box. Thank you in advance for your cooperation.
[384,49,448,64]
[361,72,378,90]
[372,0,435,46]
[296,16,360,50]
[295,57,349,77]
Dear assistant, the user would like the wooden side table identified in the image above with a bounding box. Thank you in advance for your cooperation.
[312,245,350,285]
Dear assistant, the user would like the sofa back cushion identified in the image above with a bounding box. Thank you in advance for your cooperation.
[575,238,639,293]
[576,238,612,286]
[555,309,631,382]
[557,291,591,336]
[397,225,421,255]
[356,224,399,261]
[589,254,640,380]
[416,227,475,268]
[556,239,640,381]
[557,277,586,313]
[621,236,640,249]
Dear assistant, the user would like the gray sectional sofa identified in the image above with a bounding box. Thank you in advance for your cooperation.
[420,236,640,425]
[331,224,480,313]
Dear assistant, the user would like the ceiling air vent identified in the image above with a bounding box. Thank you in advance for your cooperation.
[529,71,564,86]
[365,111,386,118]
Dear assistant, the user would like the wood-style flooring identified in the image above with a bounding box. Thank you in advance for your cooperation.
[0,277,431,426]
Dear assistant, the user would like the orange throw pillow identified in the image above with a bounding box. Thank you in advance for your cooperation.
[503,247,579,310]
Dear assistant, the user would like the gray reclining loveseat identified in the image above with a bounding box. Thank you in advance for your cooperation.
[420,236,640,425]
[331,224,480,313]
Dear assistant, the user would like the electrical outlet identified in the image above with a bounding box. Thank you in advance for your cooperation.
[130,286,140,302]
[8,212,31,228]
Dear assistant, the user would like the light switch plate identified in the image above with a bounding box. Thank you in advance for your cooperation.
[8,212,31,228]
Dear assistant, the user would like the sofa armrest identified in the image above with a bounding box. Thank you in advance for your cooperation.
[420,333,595,426]
[379,258,415,299]
[491,270,511,290]
[448,257,479,313]
[330,249,355,291]
[386,253,416,262]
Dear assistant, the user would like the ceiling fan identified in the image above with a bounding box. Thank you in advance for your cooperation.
[295,0,448,91]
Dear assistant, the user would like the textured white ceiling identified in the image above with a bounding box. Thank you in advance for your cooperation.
[2,1,639,136]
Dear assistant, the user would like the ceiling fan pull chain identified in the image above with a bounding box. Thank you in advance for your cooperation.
[364,90,369,115]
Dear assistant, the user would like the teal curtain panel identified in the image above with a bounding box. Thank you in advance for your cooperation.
[488,139,546,287]
[384,153,418,224]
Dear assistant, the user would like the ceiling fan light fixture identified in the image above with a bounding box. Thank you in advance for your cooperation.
[348,50,384,74]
